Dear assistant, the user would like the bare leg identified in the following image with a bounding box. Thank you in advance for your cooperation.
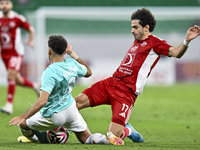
[74,127,91,143]
[75,93,91,110]
[109,122,124,137]
[16,72,34,88]
[16,72,40,97]
[15,72,24,85]
[19,121,49,143]
[75,127,109,144]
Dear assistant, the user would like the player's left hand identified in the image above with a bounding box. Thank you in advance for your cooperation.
[9,116,25,126]
[185,25,200,42]
[26,41,34,49]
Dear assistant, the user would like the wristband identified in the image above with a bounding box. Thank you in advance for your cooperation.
[70,51,79,60]
[183,39,189,46]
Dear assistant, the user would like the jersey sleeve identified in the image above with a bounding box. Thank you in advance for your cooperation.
[152,37,172,56]
[16,15,31,30]
[40,69,56,94]
[71,59,87,77]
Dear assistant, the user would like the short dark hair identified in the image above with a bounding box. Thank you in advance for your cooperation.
[131,8,156,32]
[48,35,68,55]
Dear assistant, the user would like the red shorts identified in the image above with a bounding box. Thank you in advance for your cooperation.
[2,55,23,71]
[82,77,137,126]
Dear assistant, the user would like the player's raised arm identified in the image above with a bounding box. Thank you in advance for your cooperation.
[26,26,35,49]
[168,25,200,58]
[66,44,92,77]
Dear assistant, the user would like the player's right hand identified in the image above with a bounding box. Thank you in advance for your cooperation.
[66,44,73,55]
[9,116,25,126]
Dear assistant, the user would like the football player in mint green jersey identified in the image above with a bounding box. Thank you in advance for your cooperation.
[39,54,87,118]
[9,35,124,145]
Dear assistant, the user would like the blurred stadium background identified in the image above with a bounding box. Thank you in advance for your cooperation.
[0,0,200,86]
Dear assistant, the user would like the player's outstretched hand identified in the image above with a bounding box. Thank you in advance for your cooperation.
[185,25,200,42]
[66,44,73,55]
[9,116,25,126]
[26,41,34,49]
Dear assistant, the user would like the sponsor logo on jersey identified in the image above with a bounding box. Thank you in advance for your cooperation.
[1,26,9,32]
[122,53,135,67]
[130,45,138,52]
[1,32,12,49]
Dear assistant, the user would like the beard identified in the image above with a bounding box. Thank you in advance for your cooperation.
[135,31,144,41]
[2,8,10,16]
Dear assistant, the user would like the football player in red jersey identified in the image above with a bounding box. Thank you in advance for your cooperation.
[75,8,200,144]
[0,0,39,114]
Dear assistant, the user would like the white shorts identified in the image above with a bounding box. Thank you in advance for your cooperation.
[26,102,87,132]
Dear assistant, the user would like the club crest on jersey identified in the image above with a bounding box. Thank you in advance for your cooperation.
[9,21,16,28]
[141,42,147,47]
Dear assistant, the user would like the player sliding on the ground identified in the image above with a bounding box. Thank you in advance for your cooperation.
[74,8,200,144]
[9,35,127,145]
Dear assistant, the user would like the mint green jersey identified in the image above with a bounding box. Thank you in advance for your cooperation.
[40,58,87,117]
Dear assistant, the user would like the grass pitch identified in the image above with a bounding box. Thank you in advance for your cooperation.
[0,83,200,150]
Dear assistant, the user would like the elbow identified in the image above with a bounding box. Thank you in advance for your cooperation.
[30,26,35,33]
[170,52,182,59]
[85,70,92,78]
[88,71,92,77]
[43,100,48,106]
[40,98,48,107]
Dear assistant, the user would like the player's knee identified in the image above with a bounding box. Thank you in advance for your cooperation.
[19,121,31,130]
[7,69,17,81]
[75,95,83,110]
[15,73,24,85]
[75,93,90,110]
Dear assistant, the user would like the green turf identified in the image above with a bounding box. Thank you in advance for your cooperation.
[0,83,200,150]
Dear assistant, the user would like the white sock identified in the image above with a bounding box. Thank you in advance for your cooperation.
[85,133,109,144]
[19,127,38,142]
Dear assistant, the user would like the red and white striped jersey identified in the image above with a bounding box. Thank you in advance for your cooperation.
[112,35,172,95]
[0,10,31,59]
